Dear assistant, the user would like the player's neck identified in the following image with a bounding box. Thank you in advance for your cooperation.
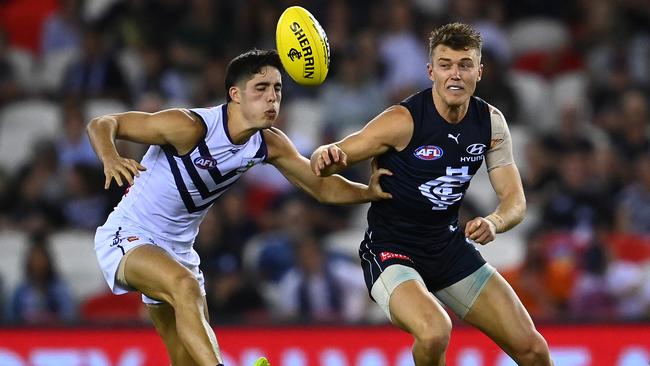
[226,103,258,145]
[431,92,469,124]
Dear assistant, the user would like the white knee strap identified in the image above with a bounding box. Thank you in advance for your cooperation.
[434,263,496,319]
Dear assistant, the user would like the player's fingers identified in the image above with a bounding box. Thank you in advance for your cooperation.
[379,191,393,199]
[376,168,393,176]
[137,162,147,171]
[121,169,135,186]
[321,150,332,165]
[475,231,491,245]
[468,219,484,238]
[372,181,392,199]
[113,173,124,187]
[469,228,480,240]
[470,221,488,239]
[126,162,141,177]
[131,161,143,175]
[116,165,134,185]
[339,150,347,166]
[465,219,477,237]
[313,156,324,175]
[104,174,111,190]
[329,146,340,162]
[474,222,493,241]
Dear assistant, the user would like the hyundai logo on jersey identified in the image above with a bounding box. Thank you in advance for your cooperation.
[414,145,444,160]
[193,156,218,169]
[466,143,486,155]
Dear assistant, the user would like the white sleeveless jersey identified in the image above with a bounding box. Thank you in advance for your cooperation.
[109,104,267,243]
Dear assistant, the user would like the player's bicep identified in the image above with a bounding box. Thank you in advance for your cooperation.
[336,105,413,164]
[485,106,514,171]
[114,109,201,149]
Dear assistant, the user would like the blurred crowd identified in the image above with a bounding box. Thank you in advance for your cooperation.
[0,0,649,326]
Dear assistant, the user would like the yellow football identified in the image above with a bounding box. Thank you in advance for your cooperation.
[276,6,330,86]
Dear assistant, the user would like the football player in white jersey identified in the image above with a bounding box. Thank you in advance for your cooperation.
[88,49,392,366]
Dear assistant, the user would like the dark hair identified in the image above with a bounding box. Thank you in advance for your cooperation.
[25,233,57,284]
[428,22,482,60]
[224,49,283,102]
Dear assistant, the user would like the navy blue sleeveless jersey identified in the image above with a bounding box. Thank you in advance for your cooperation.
[367,88,492,249]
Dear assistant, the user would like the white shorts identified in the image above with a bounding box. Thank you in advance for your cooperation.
[94,214,205,305]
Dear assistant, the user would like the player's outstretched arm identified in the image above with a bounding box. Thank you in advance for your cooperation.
[310,105,413,177]
[87,109,204,189]
[264,127,392,204]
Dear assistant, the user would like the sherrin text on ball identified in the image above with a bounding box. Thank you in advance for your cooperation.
[276,6,330,86]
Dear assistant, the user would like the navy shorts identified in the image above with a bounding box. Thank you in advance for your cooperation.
[358,227,486,298]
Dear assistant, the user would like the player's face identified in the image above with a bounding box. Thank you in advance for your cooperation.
[239,66,282,128]
[428,45,482,108]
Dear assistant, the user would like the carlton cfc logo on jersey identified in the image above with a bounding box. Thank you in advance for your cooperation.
[193,156,218,169]
[414,145,444,160]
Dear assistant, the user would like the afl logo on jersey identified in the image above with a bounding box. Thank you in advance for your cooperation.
[414,145,444,160]
[194,156,218,169]
[466,143,486,155]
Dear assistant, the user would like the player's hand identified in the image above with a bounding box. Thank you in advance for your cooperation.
[367,158,393,201]
[464,216,496,245]
[310,144,347,176]
[101,155,146,189]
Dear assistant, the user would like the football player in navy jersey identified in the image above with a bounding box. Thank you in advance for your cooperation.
[88,49,391,366]
[310,23,553,365]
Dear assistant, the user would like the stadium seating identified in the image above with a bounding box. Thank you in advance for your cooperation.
[7,47,35,93]
[508,18,569,57]
[117,48,144,93]
[282,99,325,153]
[50,230,106,301]
[84,98,128,120]
[0,99,60,173]
[476,224,526,270]
[36,49,77,94]
[0,230,28,301]
[508,71,552,131]
[509,124,531,174]
[0,229,107,307]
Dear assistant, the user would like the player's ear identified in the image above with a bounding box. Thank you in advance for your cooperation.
[426,63,434,81]
[477,63,483,82]
[229,86,241,103]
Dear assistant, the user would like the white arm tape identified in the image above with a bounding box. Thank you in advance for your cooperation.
[485,106,514,172]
